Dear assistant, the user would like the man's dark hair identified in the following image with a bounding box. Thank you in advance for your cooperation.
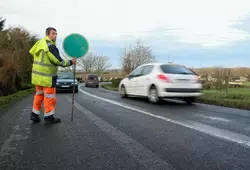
[46,27,57,35]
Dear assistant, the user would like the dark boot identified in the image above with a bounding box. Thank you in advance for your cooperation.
[30,112,41,123]
[44,115,61,124]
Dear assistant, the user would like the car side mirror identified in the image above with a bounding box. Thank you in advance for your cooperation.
[128,75,133,79]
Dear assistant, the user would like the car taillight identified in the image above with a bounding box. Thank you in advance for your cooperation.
[157,74,170,82]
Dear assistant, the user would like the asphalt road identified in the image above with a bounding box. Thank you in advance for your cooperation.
[1,84,250,170]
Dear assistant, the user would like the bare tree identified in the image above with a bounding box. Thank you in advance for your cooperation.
[0,17,6,31]
[121,48,133,75]
[223,68,231,97]
[94,55,112,76]
[195,68,210,82]
[195,67,250,82]
[213,68,224,92]
[78,52,97,73]
[212,67,232,95]
[121,39,156,74]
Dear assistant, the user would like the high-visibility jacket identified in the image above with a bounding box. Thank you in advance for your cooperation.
[29,36,72,87]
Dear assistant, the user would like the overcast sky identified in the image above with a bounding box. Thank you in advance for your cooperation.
[1,0,250,68]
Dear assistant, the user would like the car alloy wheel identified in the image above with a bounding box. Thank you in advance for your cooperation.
[120,86,127,98]
[148,88,159,103]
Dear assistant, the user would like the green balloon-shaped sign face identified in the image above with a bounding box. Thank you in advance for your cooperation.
[63,33,89,58]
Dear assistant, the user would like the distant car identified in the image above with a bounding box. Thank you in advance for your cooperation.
[77,77,83,83]
[56,72,78,93]
[85,74,99,88]
[119,63,203,104]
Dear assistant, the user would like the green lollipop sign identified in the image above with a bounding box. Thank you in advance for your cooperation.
[63,33,89,58]
[62,33,89,121]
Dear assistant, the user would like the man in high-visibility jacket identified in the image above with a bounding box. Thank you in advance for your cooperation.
[29,27,76,124]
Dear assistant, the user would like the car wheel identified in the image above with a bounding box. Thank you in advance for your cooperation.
[148,86,160,104]
[184,97,196,105]
[85,84,88,87]
[96,85,99,88]
[120,85,127,98]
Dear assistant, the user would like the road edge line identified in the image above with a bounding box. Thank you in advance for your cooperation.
[79,86,250,148]
[66,96,175,170]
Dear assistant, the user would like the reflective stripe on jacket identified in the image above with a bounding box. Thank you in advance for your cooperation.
[29,36,72,87]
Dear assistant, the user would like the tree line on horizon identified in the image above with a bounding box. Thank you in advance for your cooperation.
[1,16,249,97]
[194,67,250,80]
[65,39,156,76]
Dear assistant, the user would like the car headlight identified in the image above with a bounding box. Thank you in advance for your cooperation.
[72,82,78,85]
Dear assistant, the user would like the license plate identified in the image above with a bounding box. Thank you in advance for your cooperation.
[61,85,69,88]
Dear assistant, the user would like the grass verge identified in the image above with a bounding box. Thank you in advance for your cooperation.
[0,88,35,110]
[197,95,250,110]
[101,84,119,91]
[197,89,250,110]
[101,84,250,110]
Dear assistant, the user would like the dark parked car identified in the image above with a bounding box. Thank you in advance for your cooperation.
[56,72,78,93]
[85,74,99,88]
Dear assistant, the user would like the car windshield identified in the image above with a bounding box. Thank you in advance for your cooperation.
[88,75,98,80]
[160,65,196,75]
[57,72,74,79]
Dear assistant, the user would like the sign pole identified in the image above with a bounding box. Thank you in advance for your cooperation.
[63,33,89,122]
[71,63,76,121]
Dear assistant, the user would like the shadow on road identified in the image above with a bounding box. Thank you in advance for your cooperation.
[56,91,76,94]
[122,97,197,108]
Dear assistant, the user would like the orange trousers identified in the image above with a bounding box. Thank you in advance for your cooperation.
[32,85,56,117]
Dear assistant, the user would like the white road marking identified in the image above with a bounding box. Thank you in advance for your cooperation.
[199,115,231,122]
[66,96,174,170]
[79,87,250,148]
